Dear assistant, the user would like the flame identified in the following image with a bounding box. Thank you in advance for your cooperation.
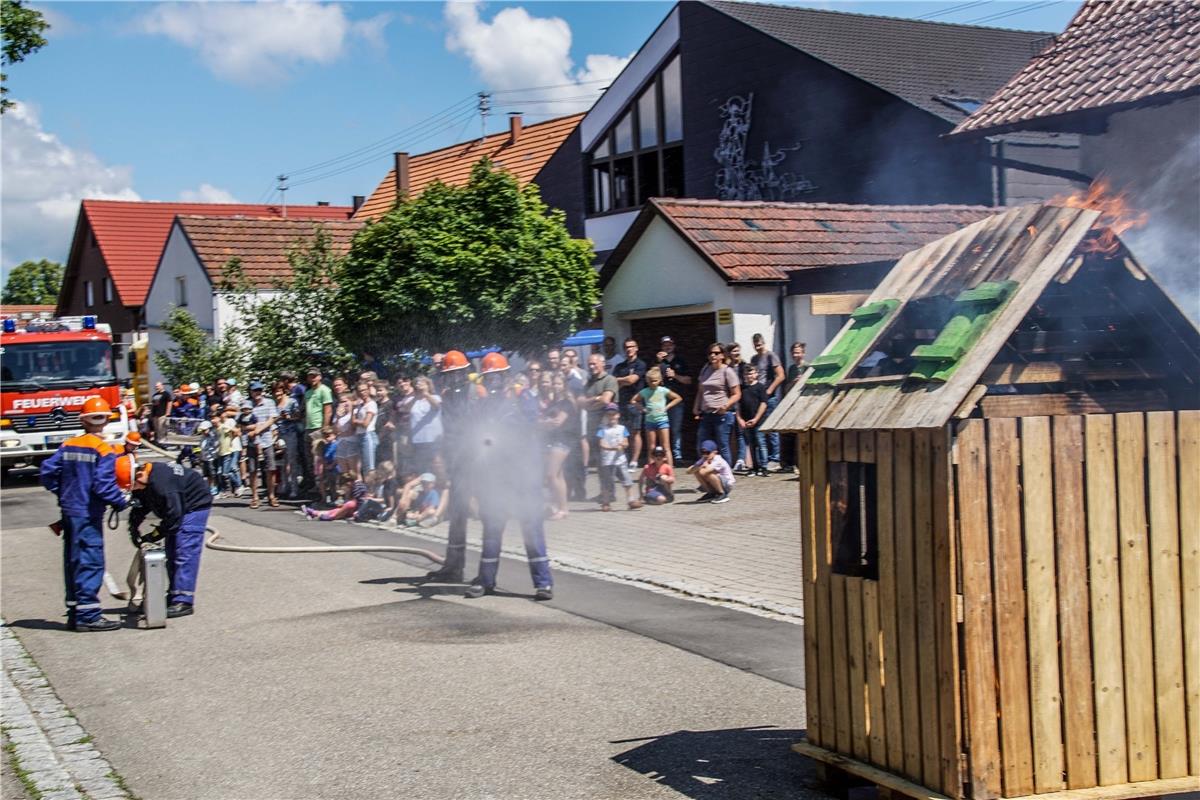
[1027,225,1037,238]
[1054,178,1149,255]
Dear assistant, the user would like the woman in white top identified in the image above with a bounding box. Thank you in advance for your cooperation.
[354,380,379,474]
[408,375,443,475]
[334,393,359,478]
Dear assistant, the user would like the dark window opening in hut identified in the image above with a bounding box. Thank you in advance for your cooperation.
[829,461,878,579]
[847,296,954,380]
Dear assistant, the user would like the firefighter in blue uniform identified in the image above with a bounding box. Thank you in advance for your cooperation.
[39,396,128,631]
[464,352,554,601]
[128,461,213,618]
[423,350,476,584]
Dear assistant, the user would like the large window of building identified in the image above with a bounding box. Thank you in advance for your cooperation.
[586,53,684,216]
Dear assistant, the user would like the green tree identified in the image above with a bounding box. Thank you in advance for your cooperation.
[2,258,62,304]
[220,227,355,380]
[336,159,597,356]
[1,0,49,112]
[153,308,245,388]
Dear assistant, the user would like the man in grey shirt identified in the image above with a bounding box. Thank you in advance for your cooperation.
[578,353,618,471]
[247,380,278,508]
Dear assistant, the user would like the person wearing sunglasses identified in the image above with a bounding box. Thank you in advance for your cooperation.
[692,343,741,466]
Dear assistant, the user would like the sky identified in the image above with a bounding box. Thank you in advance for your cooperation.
[0,0,1084,278]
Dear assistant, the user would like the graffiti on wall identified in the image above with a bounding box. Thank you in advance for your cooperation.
[714,93,816,201]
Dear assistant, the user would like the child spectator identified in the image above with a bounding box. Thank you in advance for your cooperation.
[320,426,339,504]
[596,403,643,512]
[688,439,735,504]
[397,472,442,527]
[639,446,675,505]
[633,367,682,466]
[218,409,244,497]
[736,365,770,477]
[302,475,367,521]
[352,469,389,522]
[197,420,219,496]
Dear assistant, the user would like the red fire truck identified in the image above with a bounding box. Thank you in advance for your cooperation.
[0,315,128,470]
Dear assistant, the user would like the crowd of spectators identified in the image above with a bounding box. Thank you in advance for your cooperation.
[133,335,810,520]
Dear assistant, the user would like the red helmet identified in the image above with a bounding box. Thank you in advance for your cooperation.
[480,352,510,374]
[441,350,470,372]
[114,454,135,491]
[80,396,112,421]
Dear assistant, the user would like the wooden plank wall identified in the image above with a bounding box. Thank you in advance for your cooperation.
[954,411,1200,799]
[794,428,958,795]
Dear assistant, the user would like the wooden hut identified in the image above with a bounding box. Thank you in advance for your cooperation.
[764,203,1200,800]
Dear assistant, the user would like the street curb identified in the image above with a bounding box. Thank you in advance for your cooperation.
[1,623,134,800]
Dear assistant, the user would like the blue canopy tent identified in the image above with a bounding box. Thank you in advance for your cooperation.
[561,329,604,347]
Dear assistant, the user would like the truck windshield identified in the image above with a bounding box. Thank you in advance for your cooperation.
[0,341,115,388]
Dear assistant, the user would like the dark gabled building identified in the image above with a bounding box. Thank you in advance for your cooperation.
[543,0,1086,261]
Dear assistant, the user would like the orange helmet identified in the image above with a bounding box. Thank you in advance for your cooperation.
[124,431,142,447]
[480,352,509,374]
[80,396,112,421]
[441,350,470,372]
[114,454,136,491]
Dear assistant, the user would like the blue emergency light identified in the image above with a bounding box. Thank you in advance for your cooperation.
[2,319,15,333]
[82,316,96,329]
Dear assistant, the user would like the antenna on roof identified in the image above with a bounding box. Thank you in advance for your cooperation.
[276,174,289,218]
[476,92,492,142]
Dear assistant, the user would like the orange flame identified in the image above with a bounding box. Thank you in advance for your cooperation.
[1054,178,1149,255]
[1026,225,1037,238]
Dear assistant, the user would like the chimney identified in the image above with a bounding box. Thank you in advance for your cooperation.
[316,201,330,207]
[508,113,522,146]
[352,195,365,213]
[393,152,411,201]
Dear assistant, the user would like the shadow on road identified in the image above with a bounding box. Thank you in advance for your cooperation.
[611,725,820,800]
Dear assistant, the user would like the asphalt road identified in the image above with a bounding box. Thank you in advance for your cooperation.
[1,476,826,800]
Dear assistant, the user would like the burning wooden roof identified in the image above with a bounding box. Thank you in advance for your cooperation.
[766,202,1200,432]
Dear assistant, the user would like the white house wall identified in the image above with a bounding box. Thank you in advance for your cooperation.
[731,286,777,355]
[586,210,644,253]
[785,295,842,354]
[144,224,213,387]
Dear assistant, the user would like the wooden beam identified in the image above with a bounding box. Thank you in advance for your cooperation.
[1002,776,1200,800]
[811,293,870,316]
[980,360,1165,385]
[979,389,1169,418]
[791,740,954,800]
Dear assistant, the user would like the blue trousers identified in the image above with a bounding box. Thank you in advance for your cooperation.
[745,425,768,470]
[62,516,106,623]
[667,403,684,461]
[166,508,209,605]
[764,394,781,463]
[477,512,552,591]
[696,412,734,466]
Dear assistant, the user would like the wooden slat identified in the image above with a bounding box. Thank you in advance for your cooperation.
[1146,411,1188,778]
[828,430,843,462]
[813,430,837,749]
[863,579,886,766]
[798,432,821,745]
[980,360,1164,385]
[831,574,853,755]
[791,740,955,800]
[847,578,869,760]
[1178,410,1200,776]
[931,427,962,797]
[894,430,923,781]
[955,419,1001,800]
[877,431,905,773]
[1115,412,1158,781]
[843,431,859,462]
[811,292,871,315]
[1084,414,1129,786]
[988,417,1035,796]
[1022,416,1066,793]
[859,431,876,463]
[913,431,942,790]
[979,389,1169,418]
[1052,415,1098,789]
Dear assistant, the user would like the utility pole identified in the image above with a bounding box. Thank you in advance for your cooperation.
[276,174,289,218]
[477,92,491,142]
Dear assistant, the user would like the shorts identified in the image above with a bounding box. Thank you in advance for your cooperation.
[545,441,571,454]
[336,436,359,458]
[644,417,669,431]
[719,476,734,494]
[246,443,276,474]
[645,487,674,503]
[620,403,643,431]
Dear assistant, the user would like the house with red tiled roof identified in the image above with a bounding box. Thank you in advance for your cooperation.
[951,0,1200,322]
[143,215,361,385]
[599,198,994,383]
[353,113,585,233]
[57,200,355,344]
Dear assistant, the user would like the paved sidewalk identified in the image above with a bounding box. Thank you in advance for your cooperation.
[370,470,806,620]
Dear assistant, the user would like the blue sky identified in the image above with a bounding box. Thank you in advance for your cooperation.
[1,0,1083,277]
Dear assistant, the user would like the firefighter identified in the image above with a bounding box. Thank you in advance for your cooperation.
[422,349,474,583]
[128,461,213,618]
[464,352,554,601]
[39,396,128,631]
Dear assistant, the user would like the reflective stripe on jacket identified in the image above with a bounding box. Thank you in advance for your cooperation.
[39,433,127,519]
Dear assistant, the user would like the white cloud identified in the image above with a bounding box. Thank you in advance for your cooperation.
[444,1,630,114]
[0,103,139,271]
[179,183,239,204]
[137,1,391,86]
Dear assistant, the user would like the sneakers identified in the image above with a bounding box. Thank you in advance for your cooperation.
[697,491,718,502]
[711,493,731,504]
[600,504,612,512]
[733,460,747,474]
[301,505,318,519]
[73,617,121,632]
[166,603,194,618]
[463,584,495,599]
[534,586,554,601]
[755,468,769,477]
[628,461,638,470]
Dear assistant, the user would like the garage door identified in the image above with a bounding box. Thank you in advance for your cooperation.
[630,312,716,461]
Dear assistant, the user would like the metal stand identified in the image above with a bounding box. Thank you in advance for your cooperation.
[141,547,167,629]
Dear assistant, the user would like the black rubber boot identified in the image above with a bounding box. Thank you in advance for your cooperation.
[424,566,464,584]
[463,584,494,599]
[74,617,121,632]
[166,603,194,619]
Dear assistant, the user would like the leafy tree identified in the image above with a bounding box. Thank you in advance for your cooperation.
[336,159,597,356]
[153,308,245,388]
[1,0,49,112]
[219,227,355,380]
[2,258,62,304]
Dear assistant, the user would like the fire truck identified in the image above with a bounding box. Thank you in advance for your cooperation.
[0,315,128,469]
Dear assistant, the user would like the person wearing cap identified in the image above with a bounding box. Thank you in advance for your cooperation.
[128,461,213,619]
[246,380,279,508]
[172,384,202,436]
[654,336,692,461]
[39,396,129,631]
[639,445,676,505]
[302,368,334,498]
[225,378,245,410]
[399,472,442,527]
[688,439,735,504]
